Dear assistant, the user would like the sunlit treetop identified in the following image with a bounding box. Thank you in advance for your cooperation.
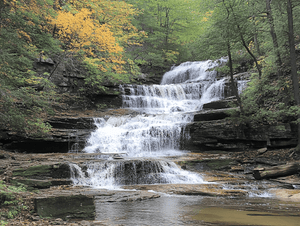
[56,0,145,47]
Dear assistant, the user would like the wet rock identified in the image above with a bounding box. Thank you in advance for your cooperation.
[10,178,72,190]
[47,118,96,130]
[35,194,95,220]
[123,184,247,197]
[202,97,238,110]
[193,108,238,122]
[73,159,172,185]
[257,147,268,155]
[271,189,300,202]
[187,120,297,151]
[178,159,236,171]
[34,187,160,220]
[95,190,160,202]
[12,163,71,179]
[170,106,184,112]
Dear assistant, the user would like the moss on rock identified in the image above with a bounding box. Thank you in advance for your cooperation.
[12,164,70,179]
[34,195,95,220]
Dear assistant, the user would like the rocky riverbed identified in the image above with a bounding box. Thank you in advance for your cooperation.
[1,145,300,225]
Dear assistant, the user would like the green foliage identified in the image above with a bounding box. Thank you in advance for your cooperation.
[0,0,144,134]
[189,0,300,127]
[236,69,299,125]
[0,84,54,136]
[126,0,205,68]
[0,220,8,226]
[0,181,28,221]
[0,0,60,135]
[1,0,300,136]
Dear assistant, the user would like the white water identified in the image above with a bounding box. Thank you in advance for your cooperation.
[84,59,228,157]
[71,59,238,188]
[69,160,209,189]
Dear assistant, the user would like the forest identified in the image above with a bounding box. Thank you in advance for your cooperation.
[0,0,300,149]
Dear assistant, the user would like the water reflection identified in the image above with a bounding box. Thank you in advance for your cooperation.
[95,195,300,226]
[95,195,201,225]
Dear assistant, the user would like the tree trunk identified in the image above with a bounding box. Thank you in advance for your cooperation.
[253,162,299,180]
[254,32,261,56]
[266,0,283,77]
[238,26,262,79]
[227,42,244,114]
[287,0,300,152]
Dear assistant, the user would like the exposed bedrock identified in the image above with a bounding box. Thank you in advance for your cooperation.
[184,93,297,152]
[187,118,297,151]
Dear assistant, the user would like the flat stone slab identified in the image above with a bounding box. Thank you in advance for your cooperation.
[194,107,239,121]
[35,194,95,220]
[10,178,72,190]
[202,98,237,110]
[271,189,300,202]
[122,184,248,197]
[34,187,160,220]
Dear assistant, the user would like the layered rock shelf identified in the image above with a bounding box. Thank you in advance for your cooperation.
[187,98,297,151]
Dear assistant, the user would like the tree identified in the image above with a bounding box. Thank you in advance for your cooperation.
[286,0,300,152]
[0,0,58,135]
[125,0,204,69]
[266,0,283,77]
[51,0,144,92]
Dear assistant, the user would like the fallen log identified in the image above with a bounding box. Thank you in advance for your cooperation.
[255,158,285,166]
[253,162,299,180]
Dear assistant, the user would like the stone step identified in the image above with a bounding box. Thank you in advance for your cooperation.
[10,178,72,190]
[34,188,160,220]
[194,107,239,121]
[47,117,96,129]
[202,97,238,110]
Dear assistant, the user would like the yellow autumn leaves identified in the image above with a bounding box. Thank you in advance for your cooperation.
[3,0,143,80]
[51,1,144,76]
[53,8,123,54]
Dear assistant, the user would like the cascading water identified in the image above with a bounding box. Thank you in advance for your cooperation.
[84,59,228,156]
[69,160,207,189]
[70,59,236,189]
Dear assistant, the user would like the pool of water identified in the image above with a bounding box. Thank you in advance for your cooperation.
[95,195,300,225]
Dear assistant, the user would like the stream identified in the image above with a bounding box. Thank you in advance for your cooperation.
[69,59,300,225]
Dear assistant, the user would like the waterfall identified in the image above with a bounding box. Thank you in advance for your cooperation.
[160,58,227,85]
[83,59,228,157]
[70,59,242,189]
[69,160,207,188]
